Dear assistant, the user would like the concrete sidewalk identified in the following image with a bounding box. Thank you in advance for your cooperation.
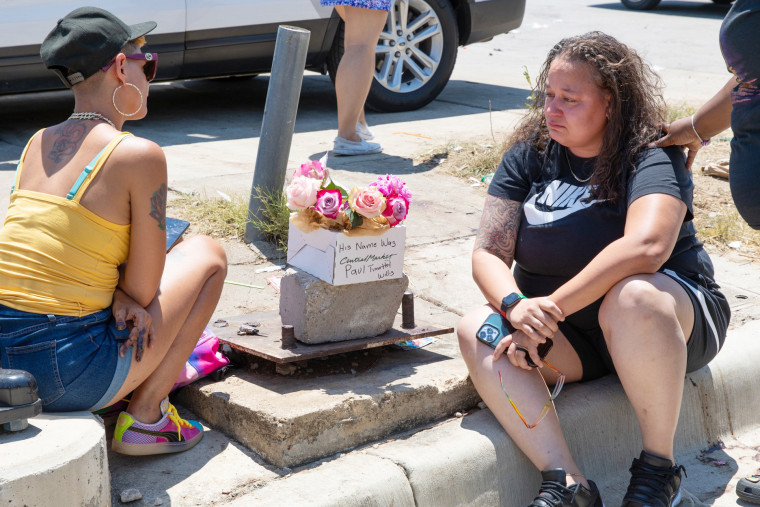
[103,245,760,506]
[5,82,760,506]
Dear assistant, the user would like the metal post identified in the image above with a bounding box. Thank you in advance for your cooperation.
[401,292,416,329]
[281,325,297,349]
[245,25,311,243]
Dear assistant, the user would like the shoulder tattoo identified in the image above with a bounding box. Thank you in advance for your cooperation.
[149,183,167,231]
[48,121,86,163]
[473,195,522,265]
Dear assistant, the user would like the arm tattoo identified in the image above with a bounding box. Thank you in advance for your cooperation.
[149,183,167,231]
[473,195,522,266]
[48,122,86,163]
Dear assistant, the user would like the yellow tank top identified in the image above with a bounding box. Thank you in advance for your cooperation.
[0,130,132,316]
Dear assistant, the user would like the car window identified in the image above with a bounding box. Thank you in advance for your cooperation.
[1,1,184,47]
[185,0,332,31]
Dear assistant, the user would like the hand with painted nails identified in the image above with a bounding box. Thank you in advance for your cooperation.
[502,296,564,344]
[650,118,705,171]
[112,288,154,362]
[492,329,548,371]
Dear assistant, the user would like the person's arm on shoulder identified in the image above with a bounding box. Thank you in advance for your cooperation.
[117,137,168,307]
[654,76,737,169]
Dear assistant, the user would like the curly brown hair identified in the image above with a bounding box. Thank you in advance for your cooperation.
[509,31,666,203]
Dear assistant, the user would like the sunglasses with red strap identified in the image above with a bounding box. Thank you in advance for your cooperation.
[102,53,158,82]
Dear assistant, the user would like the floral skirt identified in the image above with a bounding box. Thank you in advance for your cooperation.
[320,0,392,10]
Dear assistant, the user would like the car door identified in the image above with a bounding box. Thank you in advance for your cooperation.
[183,0,336,78]
[0,0,184,94]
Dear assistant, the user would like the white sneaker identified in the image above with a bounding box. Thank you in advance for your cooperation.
[356,122,375,141]
[332,136,382,156]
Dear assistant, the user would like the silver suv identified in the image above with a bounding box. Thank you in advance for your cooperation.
[0,0,525,112]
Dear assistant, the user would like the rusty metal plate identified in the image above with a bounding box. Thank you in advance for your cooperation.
[212,311,453,364]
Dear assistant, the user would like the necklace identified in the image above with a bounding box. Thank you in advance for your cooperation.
[564,147,593,183]
[68,112,116,129]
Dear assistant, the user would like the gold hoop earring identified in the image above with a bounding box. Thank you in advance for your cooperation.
[112,83,143,117]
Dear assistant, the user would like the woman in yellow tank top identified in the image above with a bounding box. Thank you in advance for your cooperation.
[0,7,227,456]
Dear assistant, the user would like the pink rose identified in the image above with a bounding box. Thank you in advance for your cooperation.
[370,174,411,202]
[382,195,409,227]
[348,187,386,218]
[286,176,320,210]
[315,189,342,219]
[293,159,328,181]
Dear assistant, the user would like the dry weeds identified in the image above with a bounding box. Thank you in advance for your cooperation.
[167,191,249,241]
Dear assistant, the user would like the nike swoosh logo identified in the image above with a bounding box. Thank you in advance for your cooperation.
[535,201,571,212]
[524,180,599,225]
[128,427,183,442]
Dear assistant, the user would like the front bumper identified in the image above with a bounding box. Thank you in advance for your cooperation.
[464,0,526,45]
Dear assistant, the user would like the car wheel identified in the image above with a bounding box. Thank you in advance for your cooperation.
[327,0,459,112]
[620,0,662,9]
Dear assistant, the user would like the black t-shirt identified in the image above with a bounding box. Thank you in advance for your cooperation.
[487,140,717,320]
[719,0,760,228]
[720,0,760,87]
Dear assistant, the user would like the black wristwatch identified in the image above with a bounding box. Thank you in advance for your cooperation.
[500,292,526,316]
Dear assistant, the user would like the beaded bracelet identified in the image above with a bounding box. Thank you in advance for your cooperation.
[691,115,711,146]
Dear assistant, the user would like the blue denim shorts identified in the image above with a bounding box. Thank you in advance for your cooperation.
[0,304,132,411]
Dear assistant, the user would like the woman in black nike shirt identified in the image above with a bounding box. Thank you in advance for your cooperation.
[457,32,730,507]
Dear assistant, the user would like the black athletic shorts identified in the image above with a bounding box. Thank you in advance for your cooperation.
[556,270,731,382]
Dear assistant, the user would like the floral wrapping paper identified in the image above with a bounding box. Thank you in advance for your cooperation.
[320,0,392,10]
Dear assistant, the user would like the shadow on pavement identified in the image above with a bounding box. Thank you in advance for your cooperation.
[107,406,239,505]
[0,74,529,154]
[238,345,456,398]
[312,151,441,176]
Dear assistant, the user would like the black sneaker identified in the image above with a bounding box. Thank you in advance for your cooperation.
[528,469,604,507]
[622,451,687,507]
[736,474,760,505]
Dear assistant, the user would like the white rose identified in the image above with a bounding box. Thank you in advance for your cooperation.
[286,176,320,210]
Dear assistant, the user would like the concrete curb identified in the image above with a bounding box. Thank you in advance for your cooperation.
[0,412,109,507]
[229,320,760,506]
[226,453,416,506]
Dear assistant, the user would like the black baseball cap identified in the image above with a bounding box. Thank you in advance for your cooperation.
[40,6,156,88]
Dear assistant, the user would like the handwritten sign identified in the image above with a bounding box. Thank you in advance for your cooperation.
[287,222,406,285]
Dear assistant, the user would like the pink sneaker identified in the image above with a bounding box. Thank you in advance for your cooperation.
[111,397,203,456]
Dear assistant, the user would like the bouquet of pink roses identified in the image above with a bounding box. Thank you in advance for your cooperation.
[285,156,411,232]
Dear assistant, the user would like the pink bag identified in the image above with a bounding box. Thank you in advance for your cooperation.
[171,328,230,391]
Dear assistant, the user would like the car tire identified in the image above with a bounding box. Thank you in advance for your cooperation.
[327,0,459,112]
[620,0,662,9]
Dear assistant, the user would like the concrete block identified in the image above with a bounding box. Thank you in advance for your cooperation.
[175,300,475,468]
[279,267,409,343]
[226,453,415,507]
[175,350,477,468]
[0,412,109,507]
